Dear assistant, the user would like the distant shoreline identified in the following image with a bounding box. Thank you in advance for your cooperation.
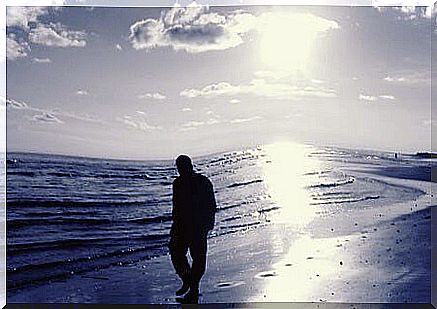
[6,144,434,163]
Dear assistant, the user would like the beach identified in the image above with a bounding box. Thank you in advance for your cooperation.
[6,144,434,304]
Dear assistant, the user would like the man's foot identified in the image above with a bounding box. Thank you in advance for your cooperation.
[176,288,199,304]
[175,282,190,296]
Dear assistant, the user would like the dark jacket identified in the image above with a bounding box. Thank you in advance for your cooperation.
[172,173,216,235]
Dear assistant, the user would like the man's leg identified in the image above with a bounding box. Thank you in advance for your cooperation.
[188,232,208,292]
[169,233,191,294]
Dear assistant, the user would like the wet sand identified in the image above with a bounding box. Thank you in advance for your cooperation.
[8,173,434,304]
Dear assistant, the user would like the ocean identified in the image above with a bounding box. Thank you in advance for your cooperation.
[6,143,432,292]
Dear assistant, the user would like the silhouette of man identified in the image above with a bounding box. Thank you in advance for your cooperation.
[169,155,217,303]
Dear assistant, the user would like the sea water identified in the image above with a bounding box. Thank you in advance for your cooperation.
[6,143,431,290]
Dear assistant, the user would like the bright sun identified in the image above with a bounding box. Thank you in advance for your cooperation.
[258,12,338,73]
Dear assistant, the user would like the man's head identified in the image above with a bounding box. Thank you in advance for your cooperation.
[176,155,193,177]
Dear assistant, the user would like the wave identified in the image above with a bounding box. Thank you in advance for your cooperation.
[7,242,166,290]
[310,195,380,205]
[7,200,151,208]
[257,206,280,214]
[227,179,263,188]
[308,177,355,189]
[127,215,172,224]
[7,171,36,177]
[226,221,261,229]
[8,234,169,254]
[9,169,171,181]
[8,217,113,229]
[8,214,173,229]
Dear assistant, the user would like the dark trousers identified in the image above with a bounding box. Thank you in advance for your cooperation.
[169,229,208,289]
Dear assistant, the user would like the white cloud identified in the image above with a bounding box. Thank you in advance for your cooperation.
[379,95,395,100]
[180,79,337,100]
[181,121,204,131]
[129,5,338,54]
[76,89,88,95]
[29,23,87,47]
[6,98,29,109]
[182,107,192,112]
[358,93,395,102]
[117,115,161,131]
[375,6,432,20]
[129,4,256,53]
[7,7,49,29]
[230,116,261,124]
[180,117,220,130]
[33,112,63,124]
[137,92,166,100]
[383,71,429,85]
[384,76,406,82]
[32,57,51,63]
[116,44,123,51]
[229,98,240,104]
[359,94,377,101]
[7,34,30,60]
[7,97,101,124]
[6,6,87,60]
[136,111,146,115]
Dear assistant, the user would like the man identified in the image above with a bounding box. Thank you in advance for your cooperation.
[169,155,217,303]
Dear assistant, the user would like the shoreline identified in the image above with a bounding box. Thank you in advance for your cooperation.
[7,170,434,304]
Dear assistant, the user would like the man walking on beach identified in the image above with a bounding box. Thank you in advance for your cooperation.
[169,155,217,303]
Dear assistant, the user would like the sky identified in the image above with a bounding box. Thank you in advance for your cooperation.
[4,3,435,159]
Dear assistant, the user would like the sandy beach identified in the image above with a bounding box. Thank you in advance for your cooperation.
[8,168,434,305]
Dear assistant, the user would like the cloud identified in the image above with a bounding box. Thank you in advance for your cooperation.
[117,115,161,131]
[129,3,256,53]
[7,7,50,29]
[384,76,406,82]
[375,6,433,20]
[182,107,192,112]
[230,116,261,124]
[76,89,89,95]
[116,44,123,51]
[180,117,220,130]
[137,92,166,100]
[229,98,241,104]
[29,23,87,47]
[7,97,102,124]
[359,93,395,102]
[383,71,429,85]
[33,112,63,124]
[379,95,395,100]
[32,57,51,63]
[180,78,337,100]
[359,94,377,102]
[129,4,338,54]
[6,6,87,60]
[7,34,30,60]
[6,98,29,109]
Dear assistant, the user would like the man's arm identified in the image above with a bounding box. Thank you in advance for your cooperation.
[171,180,180,233]
[206,179,217,231]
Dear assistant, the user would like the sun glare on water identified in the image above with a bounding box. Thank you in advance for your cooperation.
[258,12,338,73]
[262,141,320,226]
